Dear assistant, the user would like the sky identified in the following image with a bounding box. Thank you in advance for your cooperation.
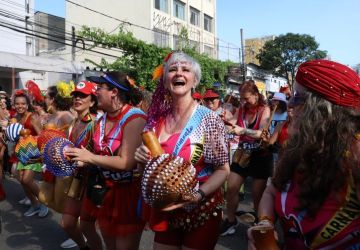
[35,0,360,67]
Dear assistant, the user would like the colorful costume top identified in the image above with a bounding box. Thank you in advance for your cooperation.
[236,105,265,150]
[68,113,95,149]
[93,105,146,182]
[22,113,37,136]
[147,105,229,231]
[275,174,360,249]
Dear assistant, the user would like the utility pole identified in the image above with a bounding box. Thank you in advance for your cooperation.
[240,28,246,82]
[71,26,77,81]
[71,26,76,62]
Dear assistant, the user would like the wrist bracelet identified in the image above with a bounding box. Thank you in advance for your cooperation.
[197,188,206,202]
[258,215,275,223]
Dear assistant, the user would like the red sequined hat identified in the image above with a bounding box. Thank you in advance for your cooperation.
[296,59,360,108]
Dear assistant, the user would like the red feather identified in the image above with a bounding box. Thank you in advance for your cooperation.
[26,80,44,102]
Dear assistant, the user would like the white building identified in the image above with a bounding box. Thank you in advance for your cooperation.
[64,0,217,65]
[0,1,81,92]
[264,75,288,93]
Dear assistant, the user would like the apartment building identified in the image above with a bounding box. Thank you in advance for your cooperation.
[65,0,217,65]
[244,36,275,66]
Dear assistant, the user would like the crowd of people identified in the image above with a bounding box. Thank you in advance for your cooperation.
[0,51,359,250]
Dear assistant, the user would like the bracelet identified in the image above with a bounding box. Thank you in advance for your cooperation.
[258,215,275,223]
[197,188,206,202]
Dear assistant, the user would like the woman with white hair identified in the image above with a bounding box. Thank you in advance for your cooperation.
[135,51,230,249]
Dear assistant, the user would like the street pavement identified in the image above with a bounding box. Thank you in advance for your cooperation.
[0,176,253,250]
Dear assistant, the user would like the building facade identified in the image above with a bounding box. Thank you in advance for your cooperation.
[244,35,275,66]
[64,0,217,65]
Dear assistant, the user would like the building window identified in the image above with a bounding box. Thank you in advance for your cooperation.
[204,14,212,32]
[173,34,179,49]
[154,28,170,48]
[189,40,200,52]
[173,0,185,20]
[204,45,213,56]
[155,0,168,13]
[190,7,199,26]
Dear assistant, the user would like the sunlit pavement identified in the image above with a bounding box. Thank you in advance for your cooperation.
[0,176,251,250]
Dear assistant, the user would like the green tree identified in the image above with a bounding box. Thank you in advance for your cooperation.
[354,63,360,75]
[77,26,235,91]
[256,33,327,90]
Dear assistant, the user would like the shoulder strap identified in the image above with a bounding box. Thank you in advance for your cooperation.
[108,107,145,148]
[173,105,210,156]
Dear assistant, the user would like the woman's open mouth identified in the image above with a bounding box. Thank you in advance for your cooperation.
[172,79,185,86]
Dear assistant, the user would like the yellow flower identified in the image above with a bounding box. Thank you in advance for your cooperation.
[56,80,75,98]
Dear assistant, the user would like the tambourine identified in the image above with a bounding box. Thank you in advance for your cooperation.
[141,153,199,209]
[15,129,41,165]
[5,122,23,142]
[43,137,76,177]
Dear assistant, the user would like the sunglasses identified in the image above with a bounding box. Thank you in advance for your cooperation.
[72,92,89,99]
[204,98,219,103]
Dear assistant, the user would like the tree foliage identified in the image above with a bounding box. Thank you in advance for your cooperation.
[256,33,327,89]
[77,26,235,91]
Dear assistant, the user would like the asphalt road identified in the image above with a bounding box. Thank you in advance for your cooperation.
[0,176,252,250]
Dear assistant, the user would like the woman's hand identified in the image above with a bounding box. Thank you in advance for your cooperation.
[162,190,203,211]
[261,130,270,145]
[0,119,9,128]
[229,125,245,135]
[134,145,151,164]
[65,146,95,165]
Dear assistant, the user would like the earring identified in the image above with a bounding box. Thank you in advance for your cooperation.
[191,87,195,94]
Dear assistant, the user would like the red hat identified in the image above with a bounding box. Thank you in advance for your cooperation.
[192,92,202,100]
[71,81,97,96]
[203,89,219,99]
[296,59,360,108]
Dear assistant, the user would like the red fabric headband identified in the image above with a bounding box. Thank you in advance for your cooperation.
[296,59,360,108]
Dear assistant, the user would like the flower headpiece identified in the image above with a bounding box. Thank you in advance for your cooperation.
[26,80,44,103]
[15,89,26,96]
[56,80,75,99]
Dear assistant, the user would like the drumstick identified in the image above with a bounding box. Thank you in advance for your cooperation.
[260,104,278,145]
[264,103,278,132]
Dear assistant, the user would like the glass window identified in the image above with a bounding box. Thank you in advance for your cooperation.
[173,0,185,20]
[155,0,168,13]
[204,14,212,32]
[154,28,170,48]
[190,7,199,26]
[189,40,200,52]
[204,45,213,56]
[173,34,179,49]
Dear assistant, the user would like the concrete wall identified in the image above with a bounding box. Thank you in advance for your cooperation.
[0,0,35,56]
[34,12,66,55]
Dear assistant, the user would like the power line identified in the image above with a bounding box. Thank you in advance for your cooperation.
[2,0,241,53]
[0,9,126,56]
[0,20,120,59]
